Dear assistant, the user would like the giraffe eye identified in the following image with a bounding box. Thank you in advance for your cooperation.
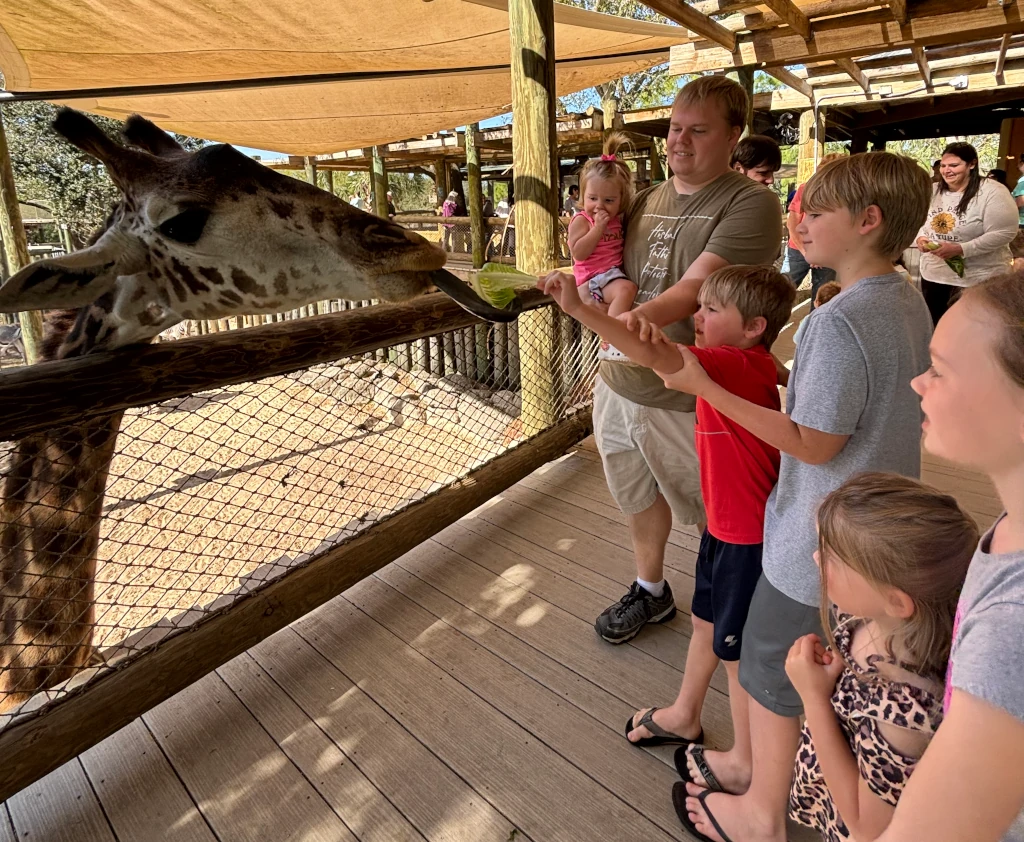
[159,208,210,244]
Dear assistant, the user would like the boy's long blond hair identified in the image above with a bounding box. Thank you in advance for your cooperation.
[801,152,932,259]
[577,132,634,210]
[816,472,978,681]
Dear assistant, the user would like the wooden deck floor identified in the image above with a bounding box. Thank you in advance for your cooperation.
[1,301,1000,842]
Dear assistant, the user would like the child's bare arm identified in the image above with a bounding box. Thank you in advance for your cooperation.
[629,251,730,328]
[539,272,682,373]
[568,214,603,262]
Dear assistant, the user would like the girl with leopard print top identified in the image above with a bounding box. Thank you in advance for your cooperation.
[785,473,978,841]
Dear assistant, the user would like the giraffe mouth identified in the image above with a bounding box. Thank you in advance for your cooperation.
[428,269,521,323]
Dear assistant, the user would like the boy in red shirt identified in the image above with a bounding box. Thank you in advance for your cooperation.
[540,264,795,774]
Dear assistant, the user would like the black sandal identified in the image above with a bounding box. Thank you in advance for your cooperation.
[674,745,725,793]
[672,784,735,842]
[624,707,704,748]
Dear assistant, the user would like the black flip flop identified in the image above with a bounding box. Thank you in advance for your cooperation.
[624,707,705,748]
[672,783,736,842]
[674,744,725,792]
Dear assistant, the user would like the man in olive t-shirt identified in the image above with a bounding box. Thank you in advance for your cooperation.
[592,76,782,655]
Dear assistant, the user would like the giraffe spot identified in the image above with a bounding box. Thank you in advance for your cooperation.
[137,308,159,327]
[152,247,164,260]
[167,272,188,302]
[131,284,149,303]
[274,271,289,296]
[289,267,301,280]
[309,207,326,233]
[172,259,210,296]
[199,267,227,285]
[230,268,267,298]
[269,198,295,219]
[242,182,258,195]
[311,264,322,276]
[221,290,244,306]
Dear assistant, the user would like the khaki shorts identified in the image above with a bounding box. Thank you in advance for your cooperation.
[592,377,704,525]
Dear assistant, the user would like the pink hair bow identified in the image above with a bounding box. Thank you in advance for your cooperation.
[600,154,617,161]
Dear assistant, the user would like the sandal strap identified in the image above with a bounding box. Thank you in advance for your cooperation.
[635,707,674,739]
[691,747,723,793]
[698,791,736,842]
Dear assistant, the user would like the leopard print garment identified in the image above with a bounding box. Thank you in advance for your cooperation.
[789,616,944,841]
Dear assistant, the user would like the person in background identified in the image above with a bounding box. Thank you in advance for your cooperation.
[792,281,842,348]
[932,160,942,183]
[730,135,782,186]
[386,190,397,219]
[441,190,459,251]
[988,169,1009,188]
[563,184,580,217]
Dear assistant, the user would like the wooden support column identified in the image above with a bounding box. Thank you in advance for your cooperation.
[999,117,1024,190]
[0,108,44,364]
[649,140,666,183]
[600,94,619,142]
[737,67,755,136]
[325,169,334,196]
[371,146,389,219]
[850,130,870,154]
[434,159,448,207]
[466,122,486,269]
[304,156,317,186]
[510,0,558,435]
[797,107,824,186]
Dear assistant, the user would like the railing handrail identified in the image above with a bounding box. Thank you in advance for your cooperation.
[0,289,549,440]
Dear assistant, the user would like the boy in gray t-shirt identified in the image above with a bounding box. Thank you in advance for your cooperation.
[666,152,934,841]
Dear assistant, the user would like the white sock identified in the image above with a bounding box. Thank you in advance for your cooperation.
[636,577,665,598]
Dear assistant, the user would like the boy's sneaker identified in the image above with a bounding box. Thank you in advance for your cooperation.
[595,581,676,643]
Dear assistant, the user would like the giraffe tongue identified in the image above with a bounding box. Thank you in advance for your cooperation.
[428,269,521,323]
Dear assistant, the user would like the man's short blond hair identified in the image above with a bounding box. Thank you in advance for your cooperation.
[673,75,749,130]
[699,265,796,347]
[801,153,932,259]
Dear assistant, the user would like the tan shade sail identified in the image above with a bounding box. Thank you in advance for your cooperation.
[0,0,684,154]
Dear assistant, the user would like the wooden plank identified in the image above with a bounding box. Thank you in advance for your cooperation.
[0,412,590,804]
[912,45,933,87]
[6,761,115,842]
[765,65,814,99]
[79,720,216,842]
[216,654,426,842]
[247,629,514,842]
[642,0,738,50]
[835,57,871,93]
[997,32,1013,82]
[144,674,356,842]
[887,0,908,24]
[346,575,692,838]
[760,0,811,39]
[0,289,550,440]
[0,808,12,842]
[293,597,679,842]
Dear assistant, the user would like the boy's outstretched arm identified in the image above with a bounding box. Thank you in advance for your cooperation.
[659,345,847,464]
[627,250,730,329]
[538,272,683,373]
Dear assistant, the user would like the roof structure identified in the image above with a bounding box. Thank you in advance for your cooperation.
[0,0,683,155]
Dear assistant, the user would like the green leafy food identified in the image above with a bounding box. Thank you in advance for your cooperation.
[945,255,966,278]
[470,263,538,309]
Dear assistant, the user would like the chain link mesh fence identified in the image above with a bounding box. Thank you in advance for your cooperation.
[0,299,597,726]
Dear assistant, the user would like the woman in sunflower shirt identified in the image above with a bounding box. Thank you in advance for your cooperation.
[915,142,1019,325]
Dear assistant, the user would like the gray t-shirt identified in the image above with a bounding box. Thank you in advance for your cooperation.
[762,273,932,605]
[948,518,1024,841]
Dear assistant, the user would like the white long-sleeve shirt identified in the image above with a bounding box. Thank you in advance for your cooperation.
[918,178,1019,287]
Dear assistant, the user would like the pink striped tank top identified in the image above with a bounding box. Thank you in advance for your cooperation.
[572,212,625,286]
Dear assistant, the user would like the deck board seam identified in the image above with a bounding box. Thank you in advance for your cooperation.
[76,758,122,842]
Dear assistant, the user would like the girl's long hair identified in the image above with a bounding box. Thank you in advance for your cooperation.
[577,132,635,211]
[939,141,981,216]
[961,269,1024,390]
[817,472,978,681]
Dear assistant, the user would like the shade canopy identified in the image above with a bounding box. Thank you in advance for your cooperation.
[0,0,684,154]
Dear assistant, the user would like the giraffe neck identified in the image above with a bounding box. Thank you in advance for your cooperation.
[0,306,126,710]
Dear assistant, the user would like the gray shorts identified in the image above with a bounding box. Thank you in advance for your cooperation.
[592,377,704,525]
[587,267,630,301]
[738,574,823,717]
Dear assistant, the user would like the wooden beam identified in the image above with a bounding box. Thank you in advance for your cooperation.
[857,85,1024,128]
[912,46,933,88]
[764,65,814,99]
[0,290,551,442]
[465,123,486,269]
[759,0,811,40]
[0,408,592,805]
[371,146,389,219]
[997,32,1013,83]
[304,156,317,186]
[671,2,1024,73]
[510,0,559,435]
[641,0,738,51]
[887,0,908,24]
[835,57,871,93]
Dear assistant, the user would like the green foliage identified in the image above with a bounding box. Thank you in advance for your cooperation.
[5,101,205,241]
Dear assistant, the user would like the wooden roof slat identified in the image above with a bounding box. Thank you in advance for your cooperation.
[758,0,811,40]
[639,0,737,51]
[997,32,1013,82]
[912,46,932,87]
[835,57,872,93]
[765,66,814,98]
[670,0,1024,73]
[887,0,908,24]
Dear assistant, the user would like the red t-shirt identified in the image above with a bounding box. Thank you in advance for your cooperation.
[690,344,781,545]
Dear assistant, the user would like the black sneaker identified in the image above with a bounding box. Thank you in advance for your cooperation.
[595,581,676,644]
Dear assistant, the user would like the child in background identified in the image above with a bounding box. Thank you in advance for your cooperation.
[793,281,842,347]
[569,132,637,320]
[540,265,796,786]
[787,472,977,842]
[875,270,1024,842]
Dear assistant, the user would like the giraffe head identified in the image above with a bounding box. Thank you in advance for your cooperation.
[0,110,517,351]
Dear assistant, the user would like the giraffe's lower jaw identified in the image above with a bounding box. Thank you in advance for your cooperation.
[429,269,521,323]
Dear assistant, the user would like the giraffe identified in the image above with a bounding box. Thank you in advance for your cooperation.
[0,109,519,712]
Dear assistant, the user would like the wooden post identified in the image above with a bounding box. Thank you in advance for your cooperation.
[797,108,824,186]
[649,140,665,183]
[600,95,619,141]
[433,159,448,207]
[325,169,334,196]
[850,130,870,155]
[510,0,559,435]
[737,67,755,137]
[304,156,318,186]
[371,146,389,219]
[0,109,44,364]
[466,123,486,268]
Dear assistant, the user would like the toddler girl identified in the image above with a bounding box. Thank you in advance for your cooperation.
[787,472,978,842]
[568,133,637,319]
